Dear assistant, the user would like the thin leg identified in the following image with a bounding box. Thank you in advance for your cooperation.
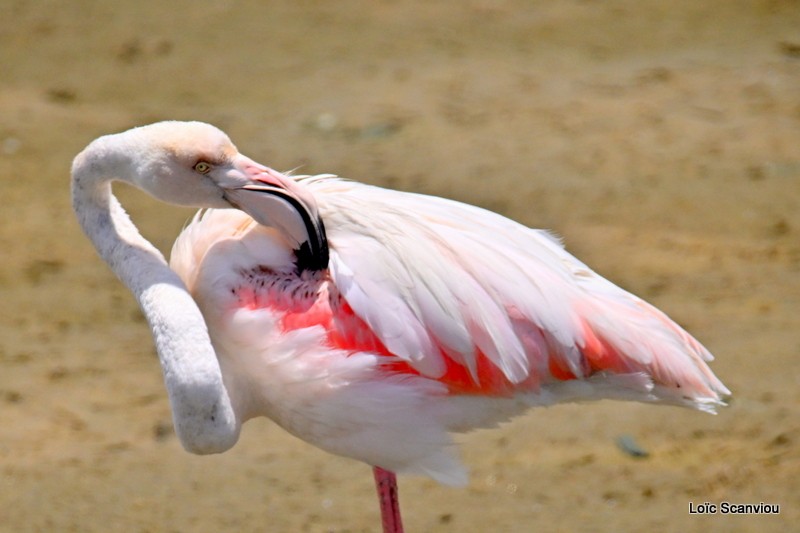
[373,466,405,533]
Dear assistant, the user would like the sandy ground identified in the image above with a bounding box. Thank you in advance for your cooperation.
[1,1,799,531]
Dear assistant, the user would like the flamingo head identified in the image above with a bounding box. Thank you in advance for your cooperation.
[83,121,329,272]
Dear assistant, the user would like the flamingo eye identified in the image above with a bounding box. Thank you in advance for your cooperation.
[194,161,212,174]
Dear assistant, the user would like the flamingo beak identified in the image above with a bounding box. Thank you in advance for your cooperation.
[222,156,329,273]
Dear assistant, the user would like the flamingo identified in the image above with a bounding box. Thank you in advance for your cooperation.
[71,121,729,532]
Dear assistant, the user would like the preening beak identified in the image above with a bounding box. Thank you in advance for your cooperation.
[223,158,329,273]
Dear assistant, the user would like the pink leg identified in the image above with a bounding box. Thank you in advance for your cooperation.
[373,466,405,533]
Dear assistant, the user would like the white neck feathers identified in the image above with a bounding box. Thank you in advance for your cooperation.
[71,135,241,453]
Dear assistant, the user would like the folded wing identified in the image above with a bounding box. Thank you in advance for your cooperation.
[308,177,729,409]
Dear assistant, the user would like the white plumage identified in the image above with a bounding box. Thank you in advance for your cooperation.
[167,174,728,484]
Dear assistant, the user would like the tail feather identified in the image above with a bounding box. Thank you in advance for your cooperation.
[574,292,730,411]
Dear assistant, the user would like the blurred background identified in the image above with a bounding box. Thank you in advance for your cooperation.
[1,1,799,531]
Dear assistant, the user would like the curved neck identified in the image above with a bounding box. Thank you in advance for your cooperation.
[71,144,240,453]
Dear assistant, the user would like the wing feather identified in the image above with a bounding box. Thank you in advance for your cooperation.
[303,176,728,405]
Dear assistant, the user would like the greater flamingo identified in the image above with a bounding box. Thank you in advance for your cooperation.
[71,121,729,532]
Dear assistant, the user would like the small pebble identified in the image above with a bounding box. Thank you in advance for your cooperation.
[314,112,338,132]
[616,434,649,458]
[2,137,21,155]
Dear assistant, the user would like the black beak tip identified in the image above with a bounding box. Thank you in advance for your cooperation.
[294,218,329,274]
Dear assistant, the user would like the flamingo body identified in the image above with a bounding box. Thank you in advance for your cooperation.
[170,174,728,485]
